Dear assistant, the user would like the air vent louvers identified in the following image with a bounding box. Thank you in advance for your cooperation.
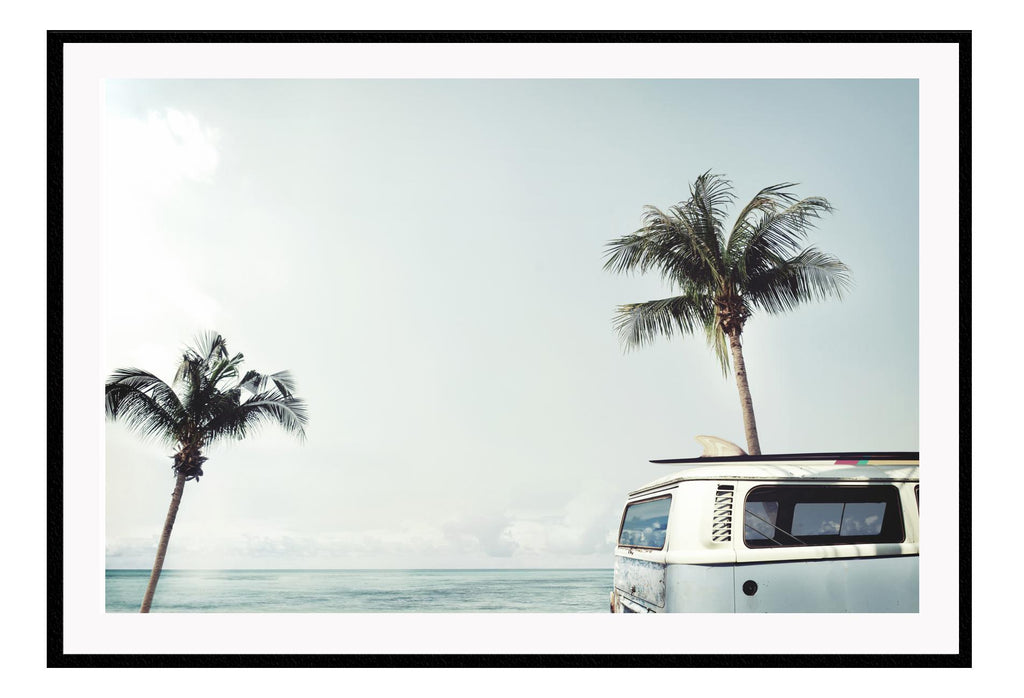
[712,485,735,542]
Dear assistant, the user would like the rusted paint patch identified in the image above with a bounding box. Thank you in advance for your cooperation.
[613,556,666,607]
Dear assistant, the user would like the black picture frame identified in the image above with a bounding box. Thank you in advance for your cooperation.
[47,29,970,669]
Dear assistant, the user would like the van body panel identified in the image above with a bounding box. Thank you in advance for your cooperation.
[613,556,666,608]
[664,563,735,612]
[733,555,919,612]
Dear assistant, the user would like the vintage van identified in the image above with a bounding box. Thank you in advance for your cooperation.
[610,437,919,613]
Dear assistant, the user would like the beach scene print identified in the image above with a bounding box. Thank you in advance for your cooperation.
[103,78,918,613]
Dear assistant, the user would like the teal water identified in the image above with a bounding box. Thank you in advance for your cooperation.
[106,569,613,613]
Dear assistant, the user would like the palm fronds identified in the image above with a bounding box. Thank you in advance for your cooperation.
[612,294,715,351]
[220,394,309,442]
[687,170,734,244]
[106,333,308,475]
[730,195,835,281]
[105,369,185,445]
[605,173,847,375]
[746,247,851,314]
[603,205,719,289]
[239,369,298,398]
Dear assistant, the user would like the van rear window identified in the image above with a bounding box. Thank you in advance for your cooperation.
[618,496,671,549]
[743,485,904,548]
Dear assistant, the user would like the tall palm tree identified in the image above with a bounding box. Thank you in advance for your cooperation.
[105,332,308,612]
[604,172,850,455]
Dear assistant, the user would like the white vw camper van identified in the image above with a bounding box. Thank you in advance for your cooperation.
[610,437,919,613]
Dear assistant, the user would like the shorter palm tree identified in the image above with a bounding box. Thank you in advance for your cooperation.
[105,332,308,612]
[604,172,850,454]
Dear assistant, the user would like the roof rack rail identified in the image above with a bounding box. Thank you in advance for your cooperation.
[650,451,920,465]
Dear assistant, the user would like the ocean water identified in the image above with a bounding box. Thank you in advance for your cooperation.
[106,568,613,613]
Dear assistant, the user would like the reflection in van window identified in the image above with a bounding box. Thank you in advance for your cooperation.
[793,503,843,535]
[618,496,671,549]
[840,502,886,535]
[790,502,887,536]
[744,485,904,548]
[744,501,779,541]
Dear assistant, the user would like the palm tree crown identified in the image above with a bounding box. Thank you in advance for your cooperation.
[604,172,850,453]
[105,331,308,480]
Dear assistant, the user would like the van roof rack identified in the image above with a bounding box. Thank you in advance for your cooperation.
[650,451,920,465]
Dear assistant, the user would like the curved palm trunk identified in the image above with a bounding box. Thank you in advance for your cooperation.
[140,471,188,613]
[728,331,762,455]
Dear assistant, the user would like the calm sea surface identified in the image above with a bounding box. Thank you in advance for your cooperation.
[106,569,613,613]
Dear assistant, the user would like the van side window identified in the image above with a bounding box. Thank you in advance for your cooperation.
[618,496,671,549]
[743,486,904,548]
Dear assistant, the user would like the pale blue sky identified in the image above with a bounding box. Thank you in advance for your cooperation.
[103,78,918,569]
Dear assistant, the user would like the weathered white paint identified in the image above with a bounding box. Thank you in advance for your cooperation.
[612,556,668,607]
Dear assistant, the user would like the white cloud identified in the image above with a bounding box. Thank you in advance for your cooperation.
[104,107,219,201]
[106,496,622,568]
[102,107,224,356]
[443,514,518,557]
